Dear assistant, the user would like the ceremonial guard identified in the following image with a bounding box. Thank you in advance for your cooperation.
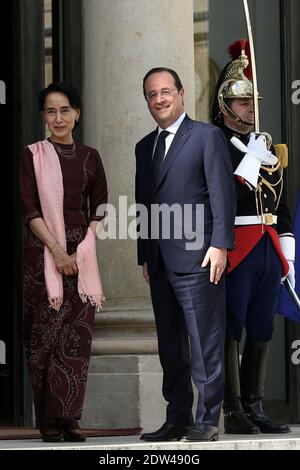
[212,39,295,434]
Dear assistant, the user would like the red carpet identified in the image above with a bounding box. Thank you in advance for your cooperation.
[0,426,141,440]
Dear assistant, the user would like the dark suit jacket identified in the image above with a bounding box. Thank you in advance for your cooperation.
[135,115,236,275]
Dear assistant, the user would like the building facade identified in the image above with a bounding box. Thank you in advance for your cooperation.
[2,0,299,427]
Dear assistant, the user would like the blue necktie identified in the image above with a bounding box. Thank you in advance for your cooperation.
[152,130,169,188]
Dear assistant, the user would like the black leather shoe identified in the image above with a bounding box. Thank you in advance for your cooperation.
[247,414,291,434]
[140,423,192,442]
[243,401,291,434]
[224,410,260,434]
[181,423,219,442]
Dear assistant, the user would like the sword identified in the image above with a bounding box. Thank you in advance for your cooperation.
[243,0,259,132]
[242,0,272,147]
[284,278,300,315]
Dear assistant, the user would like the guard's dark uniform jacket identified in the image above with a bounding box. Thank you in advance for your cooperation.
[218,123,293,342]
[219,124,292,276]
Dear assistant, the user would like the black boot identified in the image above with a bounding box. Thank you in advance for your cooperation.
[241,340,291,434]
[223,339,260,434]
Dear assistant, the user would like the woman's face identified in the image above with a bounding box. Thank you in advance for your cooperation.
[43,92,80,144]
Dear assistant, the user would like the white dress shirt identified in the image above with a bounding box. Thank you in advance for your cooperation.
[153,112,186,160]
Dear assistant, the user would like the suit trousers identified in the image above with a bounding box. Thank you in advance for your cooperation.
[150,254,226,426]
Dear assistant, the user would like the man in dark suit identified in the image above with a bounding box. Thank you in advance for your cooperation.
[135,67,236,442]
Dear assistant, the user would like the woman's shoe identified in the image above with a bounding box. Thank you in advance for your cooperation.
[59,418,86,442]
[40,419,64,442]
[63,428,86,442]
[41,431,64,442]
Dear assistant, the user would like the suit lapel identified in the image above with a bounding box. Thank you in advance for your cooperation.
[143,131,156,192]
[157,116,193,190]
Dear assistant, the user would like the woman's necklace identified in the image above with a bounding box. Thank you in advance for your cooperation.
[52,141,77,159]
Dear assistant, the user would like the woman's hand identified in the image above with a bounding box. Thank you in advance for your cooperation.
[50,243,78,276]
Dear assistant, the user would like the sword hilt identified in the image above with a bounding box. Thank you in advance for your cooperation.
[254,131,272,150]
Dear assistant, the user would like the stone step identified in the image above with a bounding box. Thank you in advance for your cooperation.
[92,338,158,355]
[1,429,300,450]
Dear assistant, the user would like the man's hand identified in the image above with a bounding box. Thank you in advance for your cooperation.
[143,262,150,285]
[231,133,277,165]
[201,247,227,284]
[279,235,296,289]
[231,133,278,188]
[281,260,296,289]
[246,133,277,164]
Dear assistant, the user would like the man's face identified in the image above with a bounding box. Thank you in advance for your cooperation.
[223,98,254,133]
[144,72,184,129]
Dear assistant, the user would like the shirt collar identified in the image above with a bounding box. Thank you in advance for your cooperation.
[158,112,186,136]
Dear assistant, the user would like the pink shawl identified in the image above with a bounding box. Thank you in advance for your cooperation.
[29,139,105,311]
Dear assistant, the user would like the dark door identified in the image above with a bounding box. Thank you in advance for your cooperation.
[0,0,45,426]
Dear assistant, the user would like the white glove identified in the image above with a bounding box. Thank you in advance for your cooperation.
[231,133,278,188]
[282,260,296,289]
[279,235,296,289]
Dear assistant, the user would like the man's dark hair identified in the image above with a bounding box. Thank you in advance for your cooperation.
[38,82,82,112]
[143,67,183,99]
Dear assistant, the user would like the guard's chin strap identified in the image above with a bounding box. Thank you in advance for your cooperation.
[223,101,253,127]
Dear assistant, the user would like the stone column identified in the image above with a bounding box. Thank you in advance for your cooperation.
[81,0,195,430]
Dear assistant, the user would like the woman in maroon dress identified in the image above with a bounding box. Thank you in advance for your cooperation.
[20,82,107,442]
